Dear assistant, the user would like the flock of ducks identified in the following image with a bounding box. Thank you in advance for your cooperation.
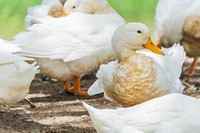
[15,0,125,95]
[1,0,200,132]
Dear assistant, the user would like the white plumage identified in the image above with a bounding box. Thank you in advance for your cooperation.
[0,39,39,105]
[16,13,124,80]
[14,0,125,95]
[83,93,200,133]
[155,0,194,44]
[155,0,200,76]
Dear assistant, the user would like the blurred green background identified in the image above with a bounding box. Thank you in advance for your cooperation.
[0,0,158,40]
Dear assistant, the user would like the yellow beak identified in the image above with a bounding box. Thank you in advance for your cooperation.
[61,11,67,17]
[144,38,165,55]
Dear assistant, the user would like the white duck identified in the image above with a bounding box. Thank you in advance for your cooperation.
[88,23,185,107]
[14,0,125,96]
[83,93,200,133]
[155,0,200,76]
[25,0,66,28]
[0,39,39,105]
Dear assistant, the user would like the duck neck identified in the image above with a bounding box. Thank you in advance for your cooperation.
[114,46,142,62]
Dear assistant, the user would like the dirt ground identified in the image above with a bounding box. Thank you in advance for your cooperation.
[1,58,200,133]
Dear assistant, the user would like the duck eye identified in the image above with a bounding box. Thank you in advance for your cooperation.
[137,30,141,34]
[72,6,76,9]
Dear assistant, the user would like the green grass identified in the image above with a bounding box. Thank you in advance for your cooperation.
[0,0,158,40]
[0,0,41,40]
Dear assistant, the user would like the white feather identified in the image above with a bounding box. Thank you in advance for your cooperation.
[136,44,186,93]
[25,0,62,27]
[16,13,125,62]
[155,0,200,44]
[0,40,39,105]
[83,93,200,133]
[88,61,118,96]
[88,80,104,96]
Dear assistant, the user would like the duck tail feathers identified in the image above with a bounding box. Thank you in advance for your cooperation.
[82,102,99,114]
[88,80,104,96]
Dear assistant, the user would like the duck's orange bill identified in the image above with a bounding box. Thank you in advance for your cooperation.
[62,11,67,17]
[144,37,165,55]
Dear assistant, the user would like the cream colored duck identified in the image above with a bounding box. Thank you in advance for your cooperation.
[83,93,200,133]
[25,0,66,27]
[14,0,125,96]
[88,23,185,107]
[0,39,39,105]
[155,0,200,76]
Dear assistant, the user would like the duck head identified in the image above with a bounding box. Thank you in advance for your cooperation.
[63,0,114,15]
[112,22,164,62]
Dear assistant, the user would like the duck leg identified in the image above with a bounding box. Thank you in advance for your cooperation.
[64,78,88,96]
[184,57,198,76]
[74,76,88,96]
[64,80,74,93]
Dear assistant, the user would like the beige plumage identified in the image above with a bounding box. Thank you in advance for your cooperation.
[88,23,185,107]
[182,16,200,57]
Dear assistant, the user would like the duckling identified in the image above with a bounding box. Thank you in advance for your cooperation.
[88,23,185,107]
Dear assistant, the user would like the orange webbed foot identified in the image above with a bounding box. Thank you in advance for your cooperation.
[64,77,88,96]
